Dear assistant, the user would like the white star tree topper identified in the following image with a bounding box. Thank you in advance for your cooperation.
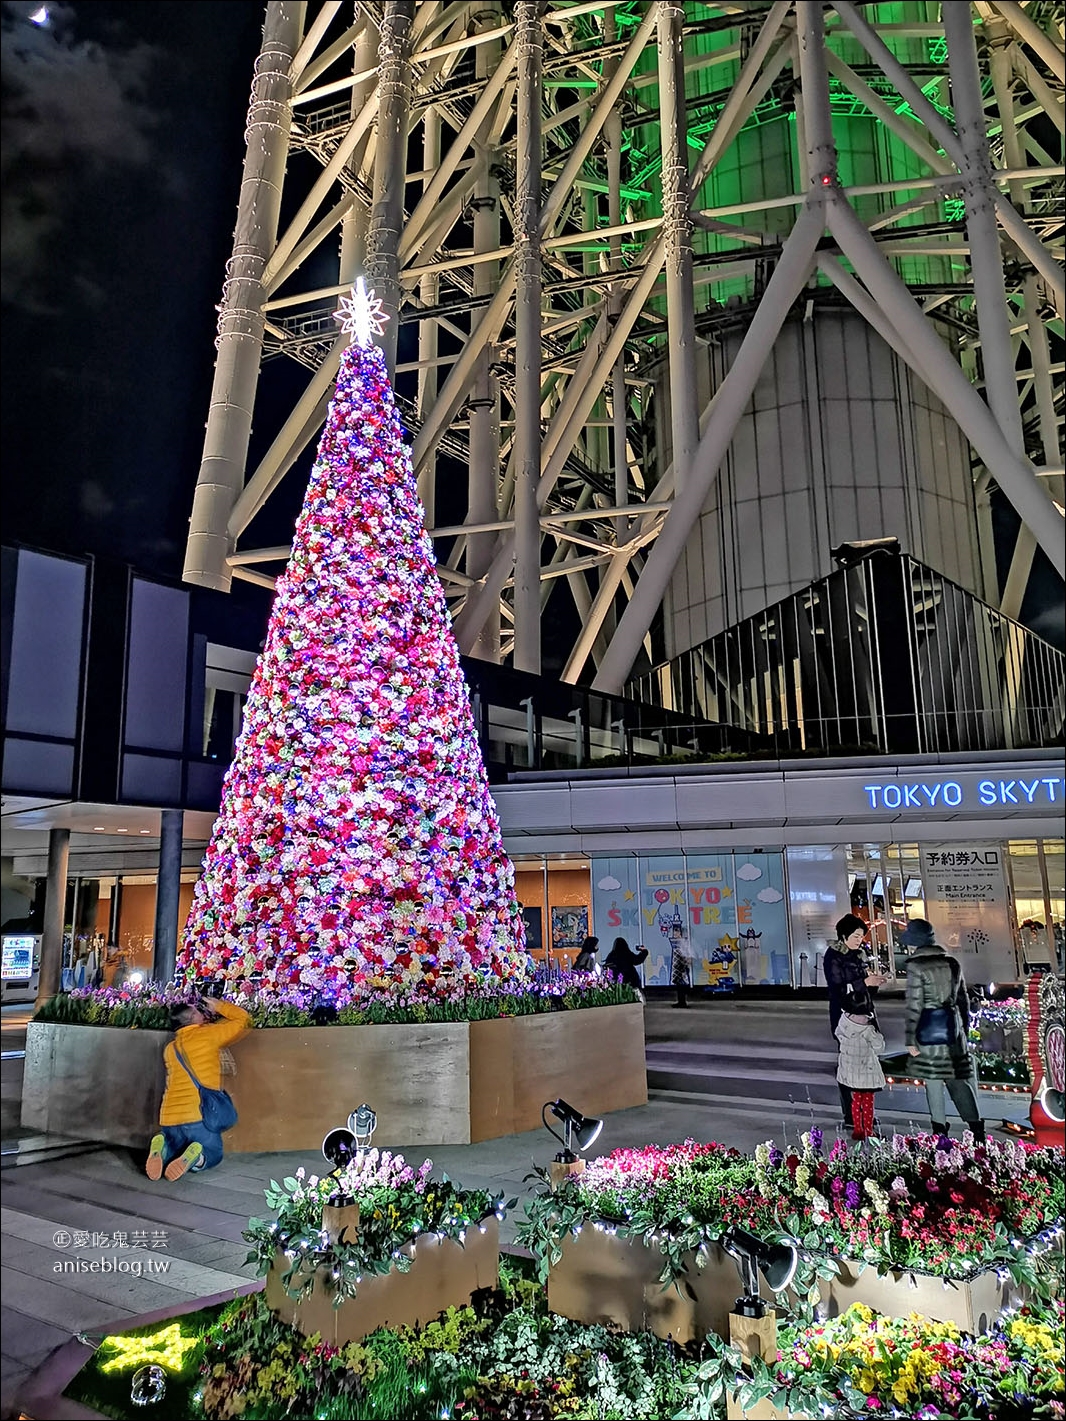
[334,278,389,348]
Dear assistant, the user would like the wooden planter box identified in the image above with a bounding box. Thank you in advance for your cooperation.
[547,1228,1018,1341]
[264,1216,499,1344]
[22,1022,166,1149]
[22,1005,646,1150]
[823,1258,1016,1333]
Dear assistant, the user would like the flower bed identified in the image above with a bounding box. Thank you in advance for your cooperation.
[58,1271,1065,1420]
[247,1151,504,1341]
[519,1131,1065,1299]
[33,973,636,1030]
[766,1300,1066,1420]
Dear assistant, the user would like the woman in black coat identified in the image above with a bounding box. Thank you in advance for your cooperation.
[603,937,649,991]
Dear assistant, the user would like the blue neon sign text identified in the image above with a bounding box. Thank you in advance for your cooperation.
[862,778,1063,811]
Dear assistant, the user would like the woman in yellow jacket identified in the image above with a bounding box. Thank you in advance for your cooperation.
[146,996,251,1181]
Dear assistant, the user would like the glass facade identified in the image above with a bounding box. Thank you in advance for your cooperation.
[634,553,1065,757]
[508,836,1066,990]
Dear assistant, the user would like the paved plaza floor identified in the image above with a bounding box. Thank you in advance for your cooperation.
[0,997,1031,1417]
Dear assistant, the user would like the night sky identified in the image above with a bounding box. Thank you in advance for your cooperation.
[2,0,269,626]
[2,1,1061,654]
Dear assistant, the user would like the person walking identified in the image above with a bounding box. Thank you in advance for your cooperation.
[572,936,600,974]
[822,914,885,1128]
[146,993,251,1181]
[669,931,694,1007]
[901,918,985,1141]
[603,936,649,992]
[835,989,886,1141]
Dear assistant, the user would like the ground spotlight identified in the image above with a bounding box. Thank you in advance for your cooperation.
[348,1102,378,1147]
[321,1126,358,1168]
[542,1098,603,1163]
[721,1226,799,1318]
[321,1102,378,1168]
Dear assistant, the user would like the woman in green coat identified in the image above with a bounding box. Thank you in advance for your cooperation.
[901,918,985,1141]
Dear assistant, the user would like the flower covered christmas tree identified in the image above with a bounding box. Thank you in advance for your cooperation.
[179,283,528,994]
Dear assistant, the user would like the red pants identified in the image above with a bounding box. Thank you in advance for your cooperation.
[852,1090,876,1139]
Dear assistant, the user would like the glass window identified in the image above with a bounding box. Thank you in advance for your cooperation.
[1008,840,1053,970]
[1043,839,1064,973]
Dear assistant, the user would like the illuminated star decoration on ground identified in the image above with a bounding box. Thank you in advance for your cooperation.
[97,1323,201,1374]
[334,278,389,348]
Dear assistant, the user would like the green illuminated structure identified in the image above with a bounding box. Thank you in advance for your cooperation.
[183,1,1063,703]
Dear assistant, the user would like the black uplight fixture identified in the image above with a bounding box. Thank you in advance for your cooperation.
[542,1098,603,1163]
[721,1227,799,1319]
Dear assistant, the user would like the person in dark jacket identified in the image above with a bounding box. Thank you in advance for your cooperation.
[603,937,649,991]
[823,914,885,1127]
[902,918,984,1141]
[572,936,600,974]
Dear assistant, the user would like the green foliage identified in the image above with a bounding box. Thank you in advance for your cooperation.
[64,1267,1066,1421]
[244,1162,512,1311]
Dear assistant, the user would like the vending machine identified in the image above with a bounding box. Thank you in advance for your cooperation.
[1,935,41,1004]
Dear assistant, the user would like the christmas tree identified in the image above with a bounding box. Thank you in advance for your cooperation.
[179,282,528,994]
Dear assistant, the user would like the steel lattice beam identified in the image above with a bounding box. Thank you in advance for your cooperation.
[185,0,1065,688]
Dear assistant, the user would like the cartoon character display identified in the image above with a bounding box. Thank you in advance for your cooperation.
[740,926,765,985]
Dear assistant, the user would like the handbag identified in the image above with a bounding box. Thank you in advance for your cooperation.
[175,1043,239,1133]
[915,960,960,1047]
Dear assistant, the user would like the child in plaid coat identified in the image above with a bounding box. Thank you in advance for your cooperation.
[835,989,886,1140]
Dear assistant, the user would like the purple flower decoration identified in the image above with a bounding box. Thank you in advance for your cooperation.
[844,1180,861,1210]
[769,1147,784,1168]
[809,1127,823,1154]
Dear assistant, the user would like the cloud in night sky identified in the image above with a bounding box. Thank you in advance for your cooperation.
[1,0,159,308]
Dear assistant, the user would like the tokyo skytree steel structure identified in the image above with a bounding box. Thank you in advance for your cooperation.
[183,1,1064,694]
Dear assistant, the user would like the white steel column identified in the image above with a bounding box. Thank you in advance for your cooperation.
[592,202,826,693]
[946,3,1027,457]
[468,8,504,663]
[183,1,304,591]
[512,0,544,675]
[417,106,441,524]
[827,197,1064,578]
[338,20,380,284]
[946,2,1035,618]
[604,9,629,512]
[367,0,415,375]
[656,0,700,490]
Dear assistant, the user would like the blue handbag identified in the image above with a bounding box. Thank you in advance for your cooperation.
[175,1043,239,1133]
[915,960,960,1047]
